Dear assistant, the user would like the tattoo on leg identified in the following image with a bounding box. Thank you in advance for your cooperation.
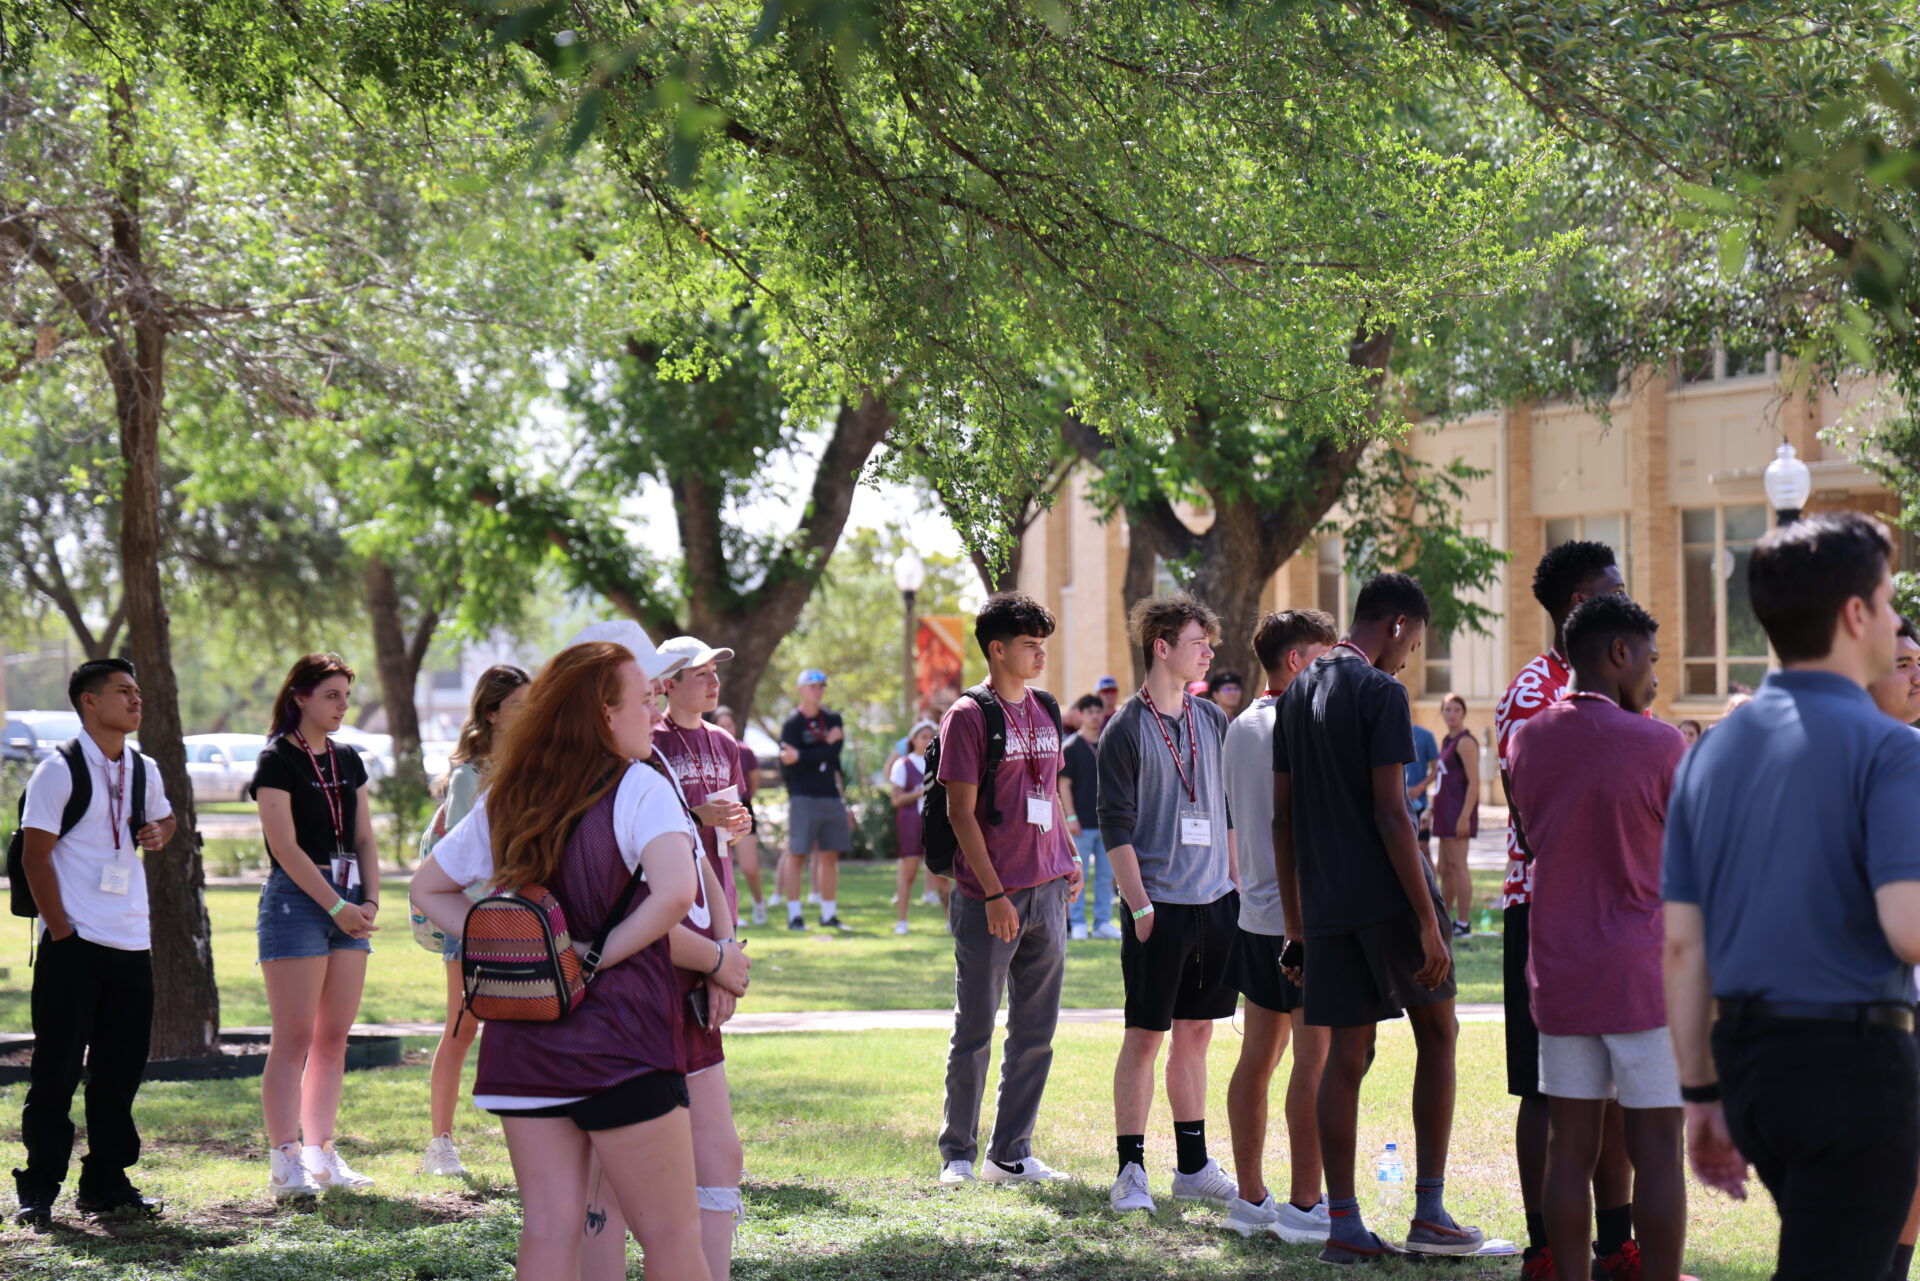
[584,1168,607,1235]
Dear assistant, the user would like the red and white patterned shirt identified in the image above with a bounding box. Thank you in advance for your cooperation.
[1492,648,1571,908]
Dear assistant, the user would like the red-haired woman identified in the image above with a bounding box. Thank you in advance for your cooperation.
[412,637,730,1281]
[419,663,531,1177]
[252,653,380,1197]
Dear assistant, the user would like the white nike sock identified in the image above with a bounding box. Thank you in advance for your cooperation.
[821,898,837,920]
[787,900,803,922]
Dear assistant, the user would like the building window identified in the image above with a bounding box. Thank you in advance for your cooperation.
[1424,628,1451,695]
[1541,514,1629,649]
[1681,503,1770,699]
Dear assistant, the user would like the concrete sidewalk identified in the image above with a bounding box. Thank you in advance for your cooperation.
[221,1002,1506,1041]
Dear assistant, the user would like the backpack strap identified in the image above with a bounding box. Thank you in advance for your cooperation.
[577,764,646,982]
[1033,689,1063,740]
[56,739,90,838]
[130,748,148,836]
[961,684,1007,826]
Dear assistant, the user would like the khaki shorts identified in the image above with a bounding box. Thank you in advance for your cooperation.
[1538,1027,1682,1109]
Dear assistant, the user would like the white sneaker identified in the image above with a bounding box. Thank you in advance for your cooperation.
[1268,1198,1332,1243]
[893,920,910,935]
[751,902,767,925]
[1093,922,1123,940]
[302,1141,375,1190]
[1222,1193,1279,1236]
[978,1155,1071,1183]
[806,891,819,906]
[421,1134,466,1177]
[269,1144,319,1198]
[1109,1161,1155,1213]
[1170,1157,1237,1208]
[922,889,939,905]
[1070,922,1089,941]
[938,1160,976,1185]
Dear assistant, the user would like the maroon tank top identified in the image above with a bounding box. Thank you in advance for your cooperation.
[474,783,687,1097]
[895,756,925,857]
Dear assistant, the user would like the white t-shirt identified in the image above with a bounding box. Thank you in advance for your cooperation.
[888,753,927,789]
[21,731,173,951]
[427,760,704,1112]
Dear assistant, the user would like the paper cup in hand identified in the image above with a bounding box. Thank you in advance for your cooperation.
[708,785,742,844]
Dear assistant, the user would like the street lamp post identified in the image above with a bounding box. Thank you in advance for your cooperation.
[1763,441,1812,526]
[892,547,926,730]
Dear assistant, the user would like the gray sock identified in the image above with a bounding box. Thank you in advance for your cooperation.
[1415,1176,1452,1226]
[1328,1196,1372,1248]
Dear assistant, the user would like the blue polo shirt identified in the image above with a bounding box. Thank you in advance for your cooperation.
[1663,669,1920,1005]
[1405,725,1440,817]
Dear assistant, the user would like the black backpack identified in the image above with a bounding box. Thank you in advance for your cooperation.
[7,738,148,918]
[921,685,1062,876]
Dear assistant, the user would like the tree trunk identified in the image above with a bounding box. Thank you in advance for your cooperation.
[1184,498,1278,683]
[1121,523,1158,689]
[107,87,217,1060]
[116,308,218,1059]
[362,554,423,774]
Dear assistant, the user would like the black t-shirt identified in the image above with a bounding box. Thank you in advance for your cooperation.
[1060,734,1100,822]
[780,708,845,798]
[1272,648,1426,937]
[251,736,369,865]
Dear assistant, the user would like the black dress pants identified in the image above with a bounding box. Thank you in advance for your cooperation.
[16,933,154,1197]
[1714,1015,1920,1281]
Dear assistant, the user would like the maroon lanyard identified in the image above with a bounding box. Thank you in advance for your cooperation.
[1564,690,1617,708]
[993,688,1046,787]
[291,732,345,851]
[102,749,126,851]
[1334,639,1371,663]
[1137,686,1197,804]
[667,720,719,782]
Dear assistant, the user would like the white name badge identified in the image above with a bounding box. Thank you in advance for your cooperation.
[99,862,131,895]
[1180,814,1213,847]
[330,855,361,891]
[1026,794,1053,830]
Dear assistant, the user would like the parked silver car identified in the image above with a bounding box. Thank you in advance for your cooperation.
[1,710,83,763]
[183,733,267,804]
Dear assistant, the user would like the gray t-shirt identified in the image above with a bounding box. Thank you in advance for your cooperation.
[1097,691,1234,906]
[1225,694,1290,936]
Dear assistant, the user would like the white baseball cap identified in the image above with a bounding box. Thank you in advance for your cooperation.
[567,620,688,682]
[658,635,735,670]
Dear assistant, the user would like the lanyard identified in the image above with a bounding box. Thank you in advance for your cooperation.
[1334,639,1371,663]
[667,719,720,782]
[291,731,346,851]
[1564,690,1617,708]
[993,688,1046,787]
[1137,685,1198,804]
[102,750,126,852]
[1264,686,1285,698]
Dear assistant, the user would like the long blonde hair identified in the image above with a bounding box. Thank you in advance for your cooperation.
[486,644,630,892]
[447,664,533,774]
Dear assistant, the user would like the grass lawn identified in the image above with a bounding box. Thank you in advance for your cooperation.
[0,867,1510,1032]
[0,1022,1784,1279]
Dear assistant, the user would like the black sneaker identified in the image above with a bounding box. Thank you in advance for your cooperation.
[75,1183,162,1219]
[819,916,847,930]
[787,916,807,931]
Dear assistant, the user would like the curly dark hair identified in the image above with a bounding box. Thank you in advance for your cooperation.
[975,591,1056,657]
[1563,594,1660,673]
[1532,541,1619,619]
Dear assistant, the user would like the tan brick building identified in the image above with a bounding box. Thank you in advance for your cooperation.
[1016,361,1898,796]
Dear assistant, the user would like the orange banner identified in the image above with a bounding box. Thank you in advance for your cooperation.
[915,615,967,721]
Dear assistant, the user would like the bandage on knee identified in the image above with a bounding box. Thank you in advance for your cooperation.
[697,1185,743,1225]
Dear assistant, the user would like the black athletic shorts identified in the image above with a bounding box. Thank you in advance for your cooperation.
[1235,927,1304,1014]
[1302,893,1457,1028]
[487,1070,690,1131]
[1121,891,1241,1031]
[1504,903,1542,1099]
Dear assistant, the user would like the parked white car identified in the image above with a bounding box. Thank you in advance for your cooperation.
[421,740,456,788]
[1,709,83,763]
[183,733,267,804]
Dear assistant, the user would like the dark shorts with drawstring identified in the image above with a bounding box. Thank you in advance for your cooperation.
[1119,891,1240,1031]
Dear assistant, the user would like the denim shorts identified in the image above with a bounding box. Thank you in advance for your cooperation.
[257,865,373,962]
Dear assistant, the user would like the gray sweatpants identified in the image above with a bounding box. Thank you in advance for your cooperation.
[939,877,1070,1164]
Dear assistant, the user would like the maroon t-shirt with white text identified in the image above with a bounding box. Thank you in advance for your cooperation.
[653,717,747,920]
[1507,694,1687,1036]
[937,691,1075,900]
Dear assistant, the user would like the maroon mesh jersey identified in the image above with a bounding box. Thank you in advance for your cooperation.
[474,786,687,1097]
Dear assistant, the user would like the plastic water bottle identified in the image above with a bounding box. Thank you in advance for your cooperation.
[1476,906,1495,936]
[1376,1142,1406,1219]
